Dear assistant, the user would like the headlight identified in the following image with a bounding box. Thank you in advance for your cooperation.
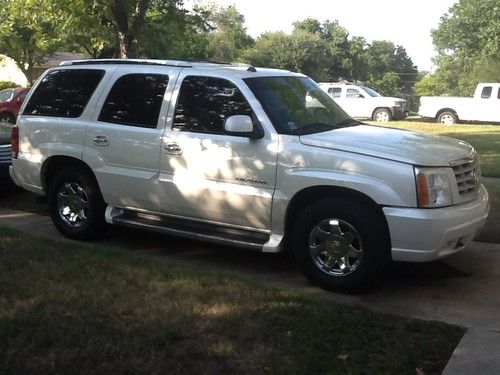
[415,167,454,208]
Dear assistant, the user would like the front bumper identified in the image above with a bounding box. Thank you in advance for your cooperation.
[384,184,490,262]
[392,107,408,120]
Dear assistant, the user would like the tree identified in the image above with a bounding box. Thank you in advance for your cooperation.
[203,4,253,62]
[57,0,185,59]
[0,0,63,84]
[429,0,500,95]
[242,30,329,81]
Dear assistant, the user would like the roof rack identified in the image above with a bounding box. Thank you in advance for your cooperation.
[59,58,258,72]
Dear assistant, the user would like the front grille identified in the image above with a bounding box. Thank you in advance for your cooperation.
[0,145,11,164]
[451,157,479,201]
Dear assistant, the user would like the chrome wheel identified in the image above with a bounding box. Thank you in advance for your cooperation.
[308,218,364,276]
[57,182,89,228]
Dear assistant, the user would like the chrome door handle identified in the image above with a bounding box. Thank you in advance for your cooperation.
[165,143,182,155]
[93,135,109,146]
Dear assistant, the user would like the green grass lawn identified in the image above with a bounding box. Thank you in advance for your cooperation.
[0,226,463,374]
[368,121,500,178]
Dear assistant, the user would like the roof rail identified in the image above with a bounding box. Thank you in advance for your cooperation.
[59,59,258,71]
[59,59,193,68]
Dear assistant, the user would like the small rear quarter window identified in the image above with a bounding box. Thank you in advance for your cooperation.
[24,69,105,118]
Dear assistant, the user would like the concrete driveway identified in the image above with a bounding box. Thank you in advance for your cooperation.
[1,208,499,373]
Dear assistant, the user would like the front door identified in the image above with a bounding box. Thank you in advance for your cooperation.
[159,74,278,230]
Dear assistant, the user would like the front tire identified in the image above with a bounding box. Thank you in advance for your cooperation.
[48,169,106,240]
[292,197,390,293]
[372,108,392,122]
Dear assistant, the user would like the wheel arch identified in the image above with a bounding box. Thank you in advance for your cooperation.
[41,156,100,194]
[284,185,391,246]
[436,108,458,121]
[372,107,393,121]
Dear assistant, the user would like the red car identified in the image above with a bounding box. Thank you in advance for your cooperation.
[0,87,30,124]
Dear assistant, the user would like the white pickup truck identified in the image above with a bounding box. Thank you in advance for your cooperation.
[319,82,408,122]
[419,83,500,124]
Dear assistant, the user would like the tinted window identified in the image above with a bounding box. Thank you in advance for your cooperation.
[173,76,253,134]
[24,69,104,117]
[328,87,341,98]
[481,86,492,99]
[99,74,168,128]
[244,76,354,135]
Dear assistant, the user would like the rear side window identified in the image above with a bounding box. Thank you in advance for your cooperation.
[99,73,169,128]
[173,76,253,134]
[328,87,341,98]
[24,69,104,118]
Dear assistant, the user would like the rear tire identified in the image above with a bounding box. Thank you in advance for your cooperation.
[292,197,390,293]
[48,169,106,240]
[437,111,457,125]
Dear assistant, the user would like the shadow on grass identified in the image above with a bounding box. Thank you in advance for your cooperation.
[0,226,464,374]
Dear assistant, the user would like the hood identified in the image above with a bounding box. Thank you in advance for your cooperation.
[299,125,474,166]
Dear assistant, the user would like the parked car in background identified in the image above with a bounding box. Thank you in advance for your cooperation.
[419,83,500,124]
[0,124,12,189]
[0,87,30,124]
[319,82,408,121]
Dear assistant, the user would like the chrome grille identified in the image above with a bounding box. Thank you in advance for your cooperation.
[451,158,479,199]
[0,144,11,164]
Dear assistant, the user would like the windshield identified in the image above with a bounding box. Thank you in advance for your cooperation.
[362,86,381,97]
[244,76,359,135]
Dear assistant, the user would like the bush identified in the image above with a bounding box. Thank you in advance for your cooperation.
[0,81,18,91]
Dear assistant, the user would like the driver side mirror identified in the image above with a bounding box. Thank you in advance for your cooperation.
[224,115,264,139]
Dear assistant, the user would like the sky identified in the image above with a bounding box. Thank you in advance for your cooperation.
[186,0,459,72]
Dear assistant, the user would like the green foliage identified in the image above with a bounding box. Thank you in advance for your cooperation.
[430,0,500,95]
[0,0,64,84]
[242,19,416,97]
[203,4,254,62]
[242,30,330,81]
[0,81,18,90]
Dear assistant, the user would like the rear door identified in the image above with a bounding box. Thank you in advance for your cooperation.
[83,65,182,212]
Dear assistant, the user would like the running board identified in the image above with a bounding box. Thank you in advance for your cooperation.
[106,207,271,251]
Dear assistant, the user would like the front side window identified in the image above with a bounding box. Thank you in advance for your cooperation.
[347,88,363,98]
[99,73,169,128]
[173,76,253,134]
[481,86,492,99]
[244,76,355,135]
[24,69,104,118]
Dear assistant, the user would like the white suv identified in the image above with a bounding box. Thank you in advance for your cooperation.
[10,59,490,292]
[319,82,408,121]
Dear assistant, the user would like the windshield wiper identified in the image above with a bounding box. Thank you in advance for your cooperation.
[336,118,363,126]
[297,122,335,135]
